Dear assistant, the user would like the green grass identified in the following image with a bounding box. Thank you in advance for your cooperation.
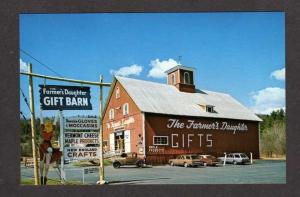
[21,178,83,185]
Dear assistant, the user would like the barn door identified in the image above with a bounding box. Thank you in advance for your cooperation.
[110,133,115,152]
[124,130,131,153]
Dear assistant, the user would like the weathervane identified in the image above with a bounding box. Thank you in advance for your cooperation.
[178,55,182,65]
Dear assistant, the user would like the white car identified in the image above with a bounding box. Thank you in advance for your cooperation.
[218,153,250,165]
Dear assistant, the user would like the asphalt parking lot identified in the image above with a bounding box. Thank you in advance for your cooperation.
[21,160,286,185]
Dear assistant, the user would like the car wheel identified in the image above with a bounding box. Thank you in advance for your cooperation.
[233,161,237,165]
[113,162,121,168]
[170,161,174,166]
[184,162,188,168]
[136,160,144,168]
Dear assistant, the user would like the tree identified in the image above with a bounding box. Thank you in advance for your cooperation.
[259,109,286,157]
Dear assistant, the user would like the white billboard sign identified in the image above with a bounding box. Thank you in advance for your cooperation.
[64,117,100,130]
[64,147,100,160]
[64,132,99,144]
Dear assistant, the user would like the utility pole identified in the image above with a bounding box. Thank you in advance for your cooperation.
[28,63,40,185]
[98,75,105,184]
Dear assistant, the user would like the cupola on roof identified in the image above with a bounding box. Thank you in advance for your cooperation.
[165,64,196,93]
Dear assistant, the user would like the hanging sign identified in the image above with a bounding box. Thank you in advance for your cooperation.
[64,117,99,130]
[39,85,92,110]
[64,132,99,144]
[64,147,100,160]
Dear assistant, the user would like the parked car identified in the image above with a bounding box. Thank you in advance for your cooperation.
[169,154,203,167]
[218,153,250,165]
[112,152,145,168]
[198,155,219,166]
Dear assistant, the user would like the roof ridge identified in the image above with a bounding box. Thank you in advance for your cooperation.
[116,75,175,88]
[116,76,228,94]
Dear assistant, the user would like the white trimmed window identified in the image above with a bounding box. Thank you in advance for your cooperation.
[153,136,168,145]
[116,87,120,99]
[109,109,114,120]
[171,73,176,85]
[123,103,129,115]
[184,72,190,84]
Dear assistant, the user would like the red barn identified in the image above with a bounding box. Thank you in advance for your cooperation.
[103,65,261,165]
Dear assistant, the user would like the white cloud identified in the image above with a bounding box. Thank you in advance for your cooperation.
[250,87,285,114]
[147,58,179,78]
[110,64,142,77]
[270,67,285,80]
[20,59,28,72]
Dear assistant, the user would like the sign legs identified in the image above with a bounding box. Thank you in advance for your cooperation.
[59,110,65,183]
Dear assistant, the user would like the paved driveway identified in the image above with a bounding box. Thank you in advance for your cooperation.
[21,160,286,185]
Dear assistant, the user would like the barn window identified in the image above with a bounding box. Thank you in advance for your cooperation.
[153,136,168,145]
[116,87,120,99]
[206,105,214,113]
[123,103,129,115]
[184,72,190,84]
[109,109,114,120]
[171,73,176,85]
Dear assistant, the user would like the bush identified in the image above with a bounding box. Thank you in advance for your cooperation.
[20,142,32,157]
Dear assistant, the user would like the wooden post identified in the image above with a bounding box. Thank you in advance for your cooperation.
[59,110,65,183]
[98,75,105,184]
[223,152,227,166]
[28,63,40,185]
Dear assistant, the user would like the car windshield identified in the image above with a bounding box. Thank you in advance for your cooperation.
[240,154,248,158]
[191,155,198,159]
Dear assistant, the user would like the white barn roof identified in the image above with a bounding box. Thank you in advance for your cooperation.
[116,76,262,122]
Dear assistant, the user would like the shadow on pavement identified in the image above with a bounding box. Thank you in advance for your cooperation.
[113,165,152,169]
[108,177,170,184]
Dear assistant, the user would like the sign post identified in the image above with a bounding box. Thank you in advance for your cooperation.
[223,152,227,166]
[28,63,40,185]
[21,65,111,186]
[59,110,65,183]
[98,75,105,184]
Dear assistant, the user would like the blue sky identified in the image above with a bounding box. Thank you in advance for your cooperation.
[20,12,285,118]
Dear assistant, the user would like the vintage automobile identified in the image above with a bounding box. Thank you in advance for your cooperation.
[112,152,145,168]
[198,154,219,166]
[169,154,203,167]
[218,153,250,165]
